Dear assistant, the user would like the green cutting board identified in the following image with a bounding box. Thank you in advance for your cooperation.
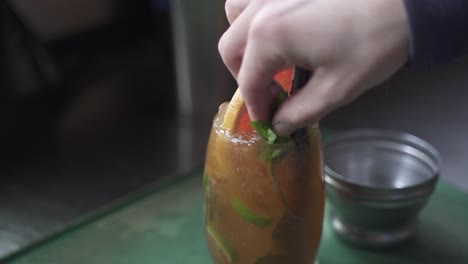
[4,170,468,264]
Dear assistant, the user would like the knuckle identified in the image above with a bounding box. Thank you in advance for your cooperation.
[319,84,349,108]
[249,7,284,42]
[218,34,227,57]
[224,0,232,13]
[278,102,311,128]
[218,34,235,61]
[224,0,237,15]
[284,111,304,127]
[226,0,252,23]
[225,0,236,21]
[218,32,241,70]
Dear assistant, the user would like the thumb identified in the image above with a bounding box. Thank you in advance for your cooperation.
[272,69,343,136]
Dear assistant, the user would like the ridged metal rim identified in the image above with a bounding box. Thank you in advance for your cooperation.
[324,129,441,201]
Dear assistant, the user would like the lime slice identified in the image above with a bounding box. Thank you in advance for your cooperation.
[231,196,272,227]
[206,225,238,262]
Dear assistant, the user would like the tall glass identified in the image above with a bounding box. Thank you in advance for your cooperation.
[203,103,325,264]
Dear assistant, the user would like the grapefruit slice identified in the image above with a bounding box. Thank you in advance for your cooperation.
[221,68,294,133]
[221,89,246,131]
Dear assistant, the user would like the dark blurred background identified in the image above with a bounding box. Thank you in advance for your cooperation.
[1,0,175,162]
[1,0,468,260]
[0,0,233,258]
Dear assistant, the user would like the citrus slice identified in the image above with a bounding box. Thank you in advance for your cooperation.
[221,68,295,133]
[221,88,246,131]
[275,68,294,93]
[206,225,238,262]
[231,196,272,227]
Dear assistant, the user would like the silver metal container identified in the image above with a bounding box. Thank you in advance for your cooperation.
[324,129,441,248]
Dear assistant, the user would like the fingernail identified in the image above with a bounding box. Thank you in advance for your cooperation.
[273,122,294,137]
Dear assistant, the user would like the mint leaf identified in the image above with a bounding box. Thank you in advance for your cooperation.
[272,91,288,112]
[252,121,283,144]
[251,121,270,139]
[257,142,303,222]
[257,143,290,166]
[251,91,289,144]
[252,90,304,228]
[270,147,287,164]
[267,128,277,144]
[257,142,272,166]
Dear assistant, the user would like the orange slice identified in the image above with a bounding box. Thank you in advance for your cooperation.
[221,68,295,133]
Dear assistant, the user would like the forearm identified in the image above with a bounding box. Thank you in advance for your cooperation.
[403,0,468,65]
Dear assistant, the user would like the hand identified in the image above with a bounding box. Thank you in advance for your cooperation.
[219,0,409,136]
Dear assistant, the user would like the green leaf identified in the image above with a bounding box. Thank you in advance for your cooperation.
[257,142,271,166]
[231,196,272,227]
[251,91,290,145]
[206,225,238,262]
[251,121,270,139]
[257,143,290,166]
[251,120,282,144]
[272,91,288,112]
[271,147,289,164]
[258,142,303,222]
[267,128,277,144]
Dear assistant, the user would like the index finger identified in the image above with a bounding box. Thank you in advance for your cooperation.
[237,27,285,121]
[225,0,251,24]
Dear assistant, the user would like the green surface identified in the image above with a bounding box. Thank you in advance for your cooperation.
[5,170,468,264]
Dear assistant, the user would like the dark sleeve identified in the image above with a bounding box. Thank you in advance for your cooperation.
[403,0,468,66]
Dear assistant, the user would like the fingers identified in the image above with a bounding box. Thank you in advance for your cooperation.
[225,0,251,24]
[218,0,262,79]
[272,69,357,136]
[273,70,336,136]
[236,5,293,121]
[218,0,409,137]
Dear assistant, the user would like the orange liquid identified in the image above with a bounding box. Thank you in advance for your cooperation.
[203,107,325,264]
